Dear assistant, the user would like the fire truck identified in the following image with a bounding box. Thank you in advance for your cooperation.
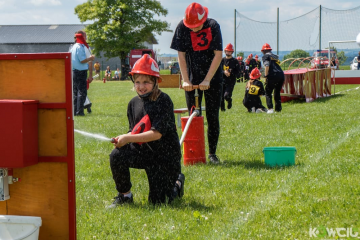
[310,49,339,69]
[129,49,157,69]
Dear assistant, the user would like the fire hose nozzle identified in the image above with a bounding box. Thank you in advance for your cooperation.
[111,138,118,144]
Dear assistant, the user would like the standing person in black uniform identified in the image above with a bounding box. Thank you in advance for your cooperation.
[244,56,250,82]
[108,54,184,207]
[248,53,257,75]
[220,43,240,111]
[170,2,223,164]
[255,55,262,70]
[237,56,245,82]
[243,68,267,113]
[261,43,285,114]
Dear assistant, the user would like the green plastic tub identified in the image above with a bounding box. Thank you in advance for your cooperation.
[263,147,296,167]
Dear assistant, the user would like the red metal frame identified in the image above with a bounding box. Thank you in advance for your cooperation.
[0,53,76,240]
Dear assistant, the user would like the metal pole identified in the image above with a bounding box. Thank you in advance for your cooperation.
[319,5,321,50]
[277,8,279,55]
[234,9,236,57]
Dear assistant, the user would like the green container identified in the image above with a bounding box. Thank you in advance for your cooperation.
[263,147,296,167]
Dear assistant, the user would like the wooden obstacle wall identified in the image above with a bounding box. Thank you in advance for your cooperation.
[158,74,181,88]
[0,53,76,240]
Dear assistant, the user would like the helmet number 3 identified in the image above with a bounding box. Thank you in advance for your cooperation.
[190,27,212,51]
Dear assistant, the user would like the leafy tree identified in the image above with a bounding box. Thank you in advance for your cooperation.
[74,0,171,78]
[283,49,310,60]
[337,51,347,66]
[236,52,244,58]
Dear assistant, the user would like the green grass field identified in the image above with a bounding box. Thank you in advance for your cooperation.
[75,80,360,239]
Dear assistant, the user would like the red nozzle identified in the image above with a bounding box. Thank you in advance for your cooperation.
[111,138,118,144]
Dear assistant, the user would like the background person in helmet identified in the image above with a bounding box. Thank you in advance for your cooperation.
[261,43,285,113]
[108,54,184,207]
[244,56,251,82]
[243,68,267,113]
[220,43,240,111]
[70,30,95,116]
[170,2,223,164]
[248,54,257,75]
[255,55,262,70]
[237,56,245,82]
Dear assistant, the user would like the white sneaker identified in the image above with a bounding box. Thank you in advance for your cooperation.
[267,109,274,114]
[256,109,265,113]
[251,107,256,113]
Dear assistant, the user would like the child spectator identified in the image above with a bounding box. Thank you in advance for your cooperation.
[105,66,111,81]
[108,54,184,208]
[243,68,267,113]
[112,68,120,80]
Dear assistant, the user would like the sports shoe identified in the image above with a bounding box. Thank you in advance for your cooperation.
[106,193,133,209]
[251,107,256,113]
[227,100,232,109]
[267,109,274,114]
[256,108,266,113]
[209,154,220,164]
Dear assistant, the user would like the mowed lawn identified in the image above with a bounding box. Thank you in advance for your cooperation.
[74,80,360,240]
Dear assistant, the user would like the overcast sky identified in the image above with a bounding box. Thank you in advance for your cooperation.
[0,0,359,55]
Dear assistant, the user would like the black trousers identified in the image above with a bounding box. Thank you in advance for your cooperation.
[243,95,266,112]
[185,81,222,155]
[109,144,180,204]
[73,70,87,115]
[221,81,235,109]
[265,74,285,112]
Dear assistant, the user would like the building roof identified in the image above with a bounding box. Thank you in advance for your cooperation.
[0,24,158,45]
[0,24,87,44]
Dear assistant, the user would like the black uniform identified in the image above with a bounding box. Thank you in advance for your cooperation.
[237,60,245,82]
[243,79,266,112]
[170,18,223,155]
[262,52,285,112]
[109,92,181,204]
[255,59,262,70]
[249,58,257,73]
[221,57,240,110]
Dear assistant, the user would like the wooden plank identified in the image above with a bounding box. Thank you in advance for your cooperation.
[38,109,67,156]
[0,201,6,215]
[7,162,69,240]
[159,74,180,88]
[0,59,66,103]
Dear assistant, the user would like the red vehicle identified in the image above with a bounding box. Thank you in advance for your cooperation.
[311,50,338,69]
[129,49,157,69]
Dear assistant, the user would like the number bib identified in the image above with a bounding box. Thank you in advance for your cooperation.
[190,27,212,51]
[249,85,260,95]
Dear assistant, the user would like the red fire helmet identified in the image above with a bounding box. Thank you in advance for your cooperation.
[250,68,261,79]
[255,55,258,59]
[224,43,234,52]
[183,2,208,29]
[239,56,243,60]
[249,53,253,58]
[261,43,272,51]
[130,54,162,82]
